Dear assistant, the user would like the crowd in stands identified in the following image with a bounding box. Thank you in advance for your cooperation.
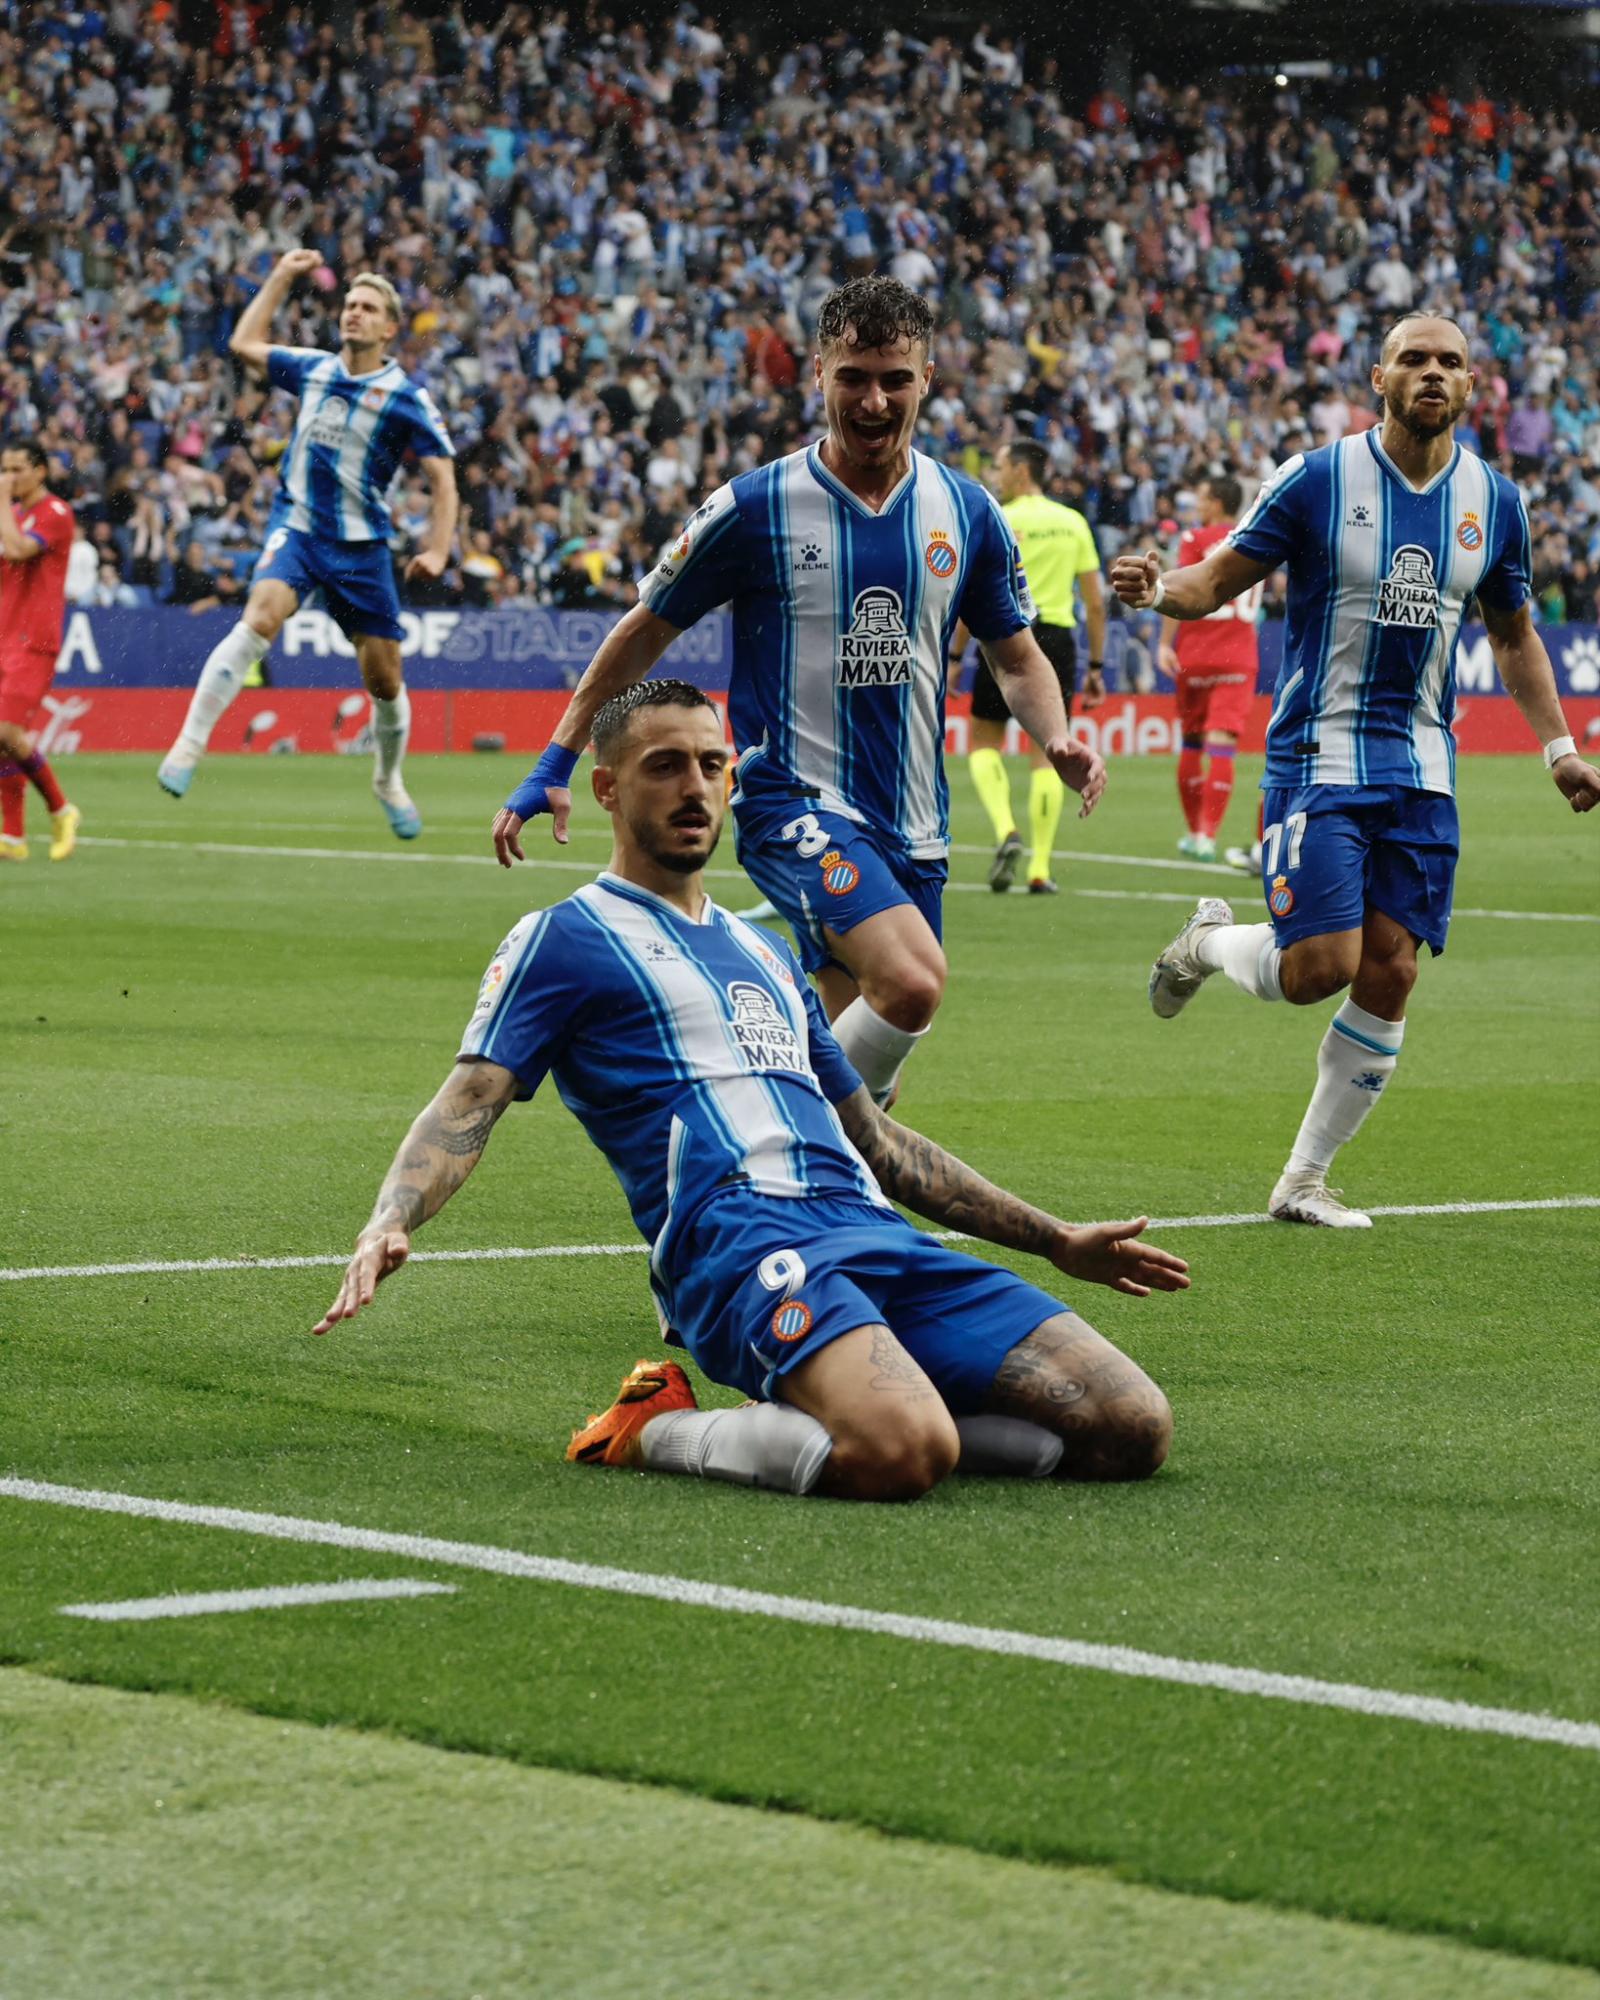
[3,2,1598,629]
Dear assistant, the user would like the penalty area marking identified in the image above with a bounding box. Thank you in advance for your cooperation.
[59,1577,455,1621]
[3,1196,1597,1285]
[5,1477,1598,1755]
[75,836,1600,924]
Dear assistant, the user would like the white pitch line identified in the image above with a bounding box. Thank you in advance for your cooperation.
[59,1578,455,1621]
[3,1196,1595,1285]
[75,836,1600,924]
[5,1477,1597,1753]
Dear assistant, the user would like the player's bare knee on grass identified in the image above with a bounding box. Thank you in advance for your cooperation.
[784,1322,960,1502]
[985,1313,1172,1482]
[821,1410,961,1502]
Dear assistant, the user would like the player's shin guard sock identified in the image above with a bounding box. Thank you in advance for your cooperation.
[1028,766,1065,882]
[640,1404,833,1495]
[1195,921,1283,1001]
[18,750,66,813]
[954,1415,1064,1479]
[1178,740,1205,832]
[831,997,929,1105]
[0,766,24,837]
[372,685,412,791]
[172,621,271,758]
[1286,1000,1404,1177]
[968,747,1016,842]
[1200,744,1235,837]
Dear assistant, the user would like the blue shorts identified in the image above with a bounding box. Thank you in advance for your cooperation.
[663,1191,1066,1410]
[1260,784,1459,955]
[733,798,946,977]
[254,526,405,640]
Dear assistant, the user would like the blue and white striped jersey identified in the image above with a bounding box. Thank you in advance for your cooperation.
[457,873,887,1316]
[638,445,1035,858]
[266,347,455,543]
[1230,431,1531,794]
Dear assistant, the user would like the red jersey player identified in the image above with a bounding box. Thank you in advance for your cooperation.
[0,439,79,861]
[1158,474,1262,863]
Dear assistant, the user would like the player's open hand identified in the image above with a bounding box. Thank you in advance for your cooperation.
[491,788,570,864]
[1046,734,1107,817]
[313,1229,411,1334]
[276,248,322,281]
[405,548,448,585]
[1110,548,1164,609]
[1552,753,1600,813]
[1049,1217,1190,1298]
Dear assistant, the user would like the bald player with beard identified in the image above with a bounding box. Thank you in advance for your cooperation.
[1112,314,1600,1228]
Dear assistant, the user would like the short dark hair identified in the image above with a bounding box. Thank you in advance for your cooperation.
[2,437,48,471]
[816,276,935,357]
[1003,440,1049,486]
[592,677,717,761]
[1380,313,1468,365]
[1203,473,1243,516]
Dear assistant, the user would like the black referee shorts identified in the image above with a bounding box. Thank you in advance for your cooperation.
[969,622,1078,725]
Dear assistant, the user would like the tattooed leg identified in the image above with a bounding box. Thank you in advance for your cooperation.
[984,1312,1173,1481]
[779,1322,960,1503]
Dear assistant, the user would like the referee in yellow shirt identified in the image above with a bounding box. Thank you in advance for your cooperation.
[957,441,1107,893]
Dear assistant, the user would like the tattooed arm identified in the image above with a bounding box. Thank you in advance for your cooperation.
[835,1087,1189,1298]
[313,1059,520,1333]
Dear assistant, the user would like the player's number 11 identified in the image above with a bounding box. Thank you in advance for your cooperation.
[1263,812,1307,874]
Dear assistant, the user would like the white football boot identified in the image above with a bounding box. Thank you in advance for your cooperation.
[1148,897,1233,1019]
[1268,1172,1373,1229]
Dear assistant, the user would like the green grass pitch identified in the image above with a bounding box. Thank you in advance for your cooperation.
[3,750,1598,1996]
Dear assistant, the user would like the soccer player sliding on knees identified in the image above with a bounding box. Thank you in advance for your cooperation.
[1111,313,1600,1229]
[491,276,1106,1113]
[323,681,1183,1504]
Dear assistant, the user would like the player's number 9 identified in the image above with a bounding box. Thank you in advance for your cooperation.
[757,1249,808,1297]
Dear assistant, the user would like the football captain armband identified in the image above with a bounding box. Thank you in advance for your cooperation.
[505,742,580,820]
[1542,735,1577,770]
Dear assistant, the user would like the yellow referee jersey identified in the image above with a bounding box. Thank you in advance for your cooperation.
[1001,493,1100,628]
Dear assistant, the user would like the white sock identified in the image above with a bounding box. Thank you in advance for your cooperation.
[954,1415,1064,1479]
[1286,998,1405,1177]
[1196,921,1283,1001]
[171,622,271,760]
[372,686,411,792]
[640,1403,833,1495]
[831,997,928,1104]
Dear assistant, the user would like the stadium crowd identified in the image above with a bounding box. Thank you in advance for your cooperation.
[2,2,1598,628]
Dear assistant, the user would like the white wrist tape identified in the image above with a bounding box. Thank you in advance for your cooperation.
[1543,735,1577,769]
[1149,577,1167,612]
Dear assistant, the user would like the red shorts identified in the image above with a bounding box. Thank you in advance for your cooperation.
[0,646,56,729]
[1176,667,1253,739]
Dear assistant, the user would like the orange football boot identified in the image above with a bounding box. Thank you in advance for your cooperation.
[566,1359,697,1468]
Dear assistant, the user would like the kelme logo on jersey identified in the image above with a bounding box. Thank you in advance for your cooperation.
[1457,512,1484,553]
[1374,545,1440,629]
[924,529,958,577]
[727,981,805,1072]
[837,587,914,687]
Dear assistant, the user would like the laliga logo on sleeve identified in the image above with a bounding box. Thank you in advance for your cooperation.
[924,528,958,577]
[1456,511,1484,553]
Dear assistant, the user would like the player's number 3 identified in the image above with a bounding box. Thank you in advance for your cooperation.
[780,813,833,859]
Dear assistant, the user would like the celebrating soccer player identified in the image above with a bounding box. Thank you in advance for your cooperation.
[0,439,80,863]
[492,277,1107,1109]
[1159,475,1263,864]
[157,251,458,839]
[1111,314,1600,1229]
[321,680,1181,1501]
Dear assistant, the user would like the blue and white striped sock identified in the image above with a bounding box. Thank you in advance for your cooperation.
[1286,998,1405,1177]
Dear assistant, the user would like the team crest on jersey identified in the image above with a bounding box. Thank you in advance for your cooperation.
[749,941,794,985]
[818,850,861,895]
[1268,875,1295,917]
[361,386,387,411]
[1456,512,1484,553]
[1374,545,1440,628]
[838,587,914,687]
[727,981,805,1072]
[770,1299,814,1342]
[924,529,958,577]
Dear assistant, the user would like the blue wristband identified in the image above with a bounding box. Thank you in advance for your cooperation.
[504,742,579,821]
